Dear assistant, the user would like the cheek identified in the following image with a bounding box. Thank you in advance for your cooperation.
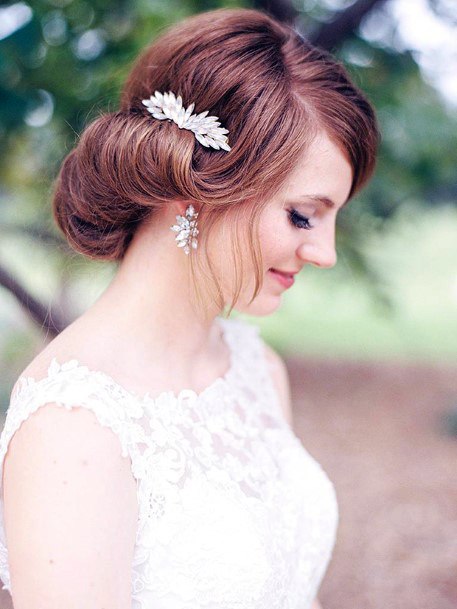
[260,234,289,267]
[258,218,287,259]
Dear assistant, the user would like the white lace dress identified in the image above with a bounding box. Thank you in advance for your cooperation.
[0,316,338,609]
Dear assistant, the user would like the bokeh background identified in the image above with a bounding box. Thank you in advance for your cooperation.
[1,0,456,608]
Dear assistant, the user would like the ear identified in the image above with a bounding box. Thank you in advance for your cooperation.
[172,200,199,217]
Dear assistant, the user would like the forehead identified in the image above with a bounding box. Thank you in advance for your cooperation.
[279,131,353,208]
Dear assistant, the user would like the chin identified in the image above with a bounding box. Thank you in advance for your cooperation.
[234,292,283,317]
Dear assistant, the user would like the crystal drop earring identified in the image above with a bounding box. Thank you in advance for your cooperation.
[170,203,199,255]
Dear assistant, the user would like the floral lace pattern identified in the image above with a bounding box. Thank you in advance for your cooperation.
[0,317,338,609]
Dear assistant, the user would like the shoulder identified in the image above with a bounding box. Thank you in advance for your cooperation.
[12,313,123,393]
[13,355,55,393]
[5,349,144,468]
[10,349,80,404]
[261,342,294,428]
[11,329,84,396]
[10,321,124,403]
[3,402,135,485]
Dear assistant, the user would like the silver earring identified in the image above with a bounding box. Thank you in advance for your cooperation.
[170,204,199,255]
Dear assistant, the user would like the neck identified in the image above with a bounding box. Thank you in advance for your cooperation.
[76,212,227,377]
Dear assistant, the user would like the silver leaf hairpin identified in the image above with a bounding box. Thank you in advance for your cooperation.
[141,90,231,152]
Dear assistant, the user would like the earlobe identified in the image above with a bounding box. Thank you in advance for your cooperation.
[173,200,192,215]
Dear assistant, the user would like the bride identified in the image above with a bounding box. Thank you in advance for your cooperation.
[0,7,379,609]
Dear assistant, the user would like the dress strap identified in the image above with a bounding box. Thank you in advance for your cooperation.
[3,359,147,461]
[216,316,285,421]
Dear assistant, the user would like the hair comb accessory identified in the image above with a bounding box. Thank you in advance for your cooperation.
[142,90,231,152]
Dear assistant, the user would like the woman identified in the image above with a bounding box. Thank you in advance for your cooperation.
[0,7,379,609]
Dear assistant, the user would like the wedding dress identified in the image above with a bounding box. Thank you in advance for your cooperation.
[0,316,338,609]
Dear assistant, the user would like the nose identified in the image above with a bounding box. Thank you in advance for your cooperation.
[296,224,337,269]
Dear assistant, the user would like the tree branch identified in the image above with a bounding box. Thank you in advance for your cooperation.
[308,0,390,50]
[0,261,68,337]
[251,0,298,24]
[253,0,391,49]
[0,221,71,251]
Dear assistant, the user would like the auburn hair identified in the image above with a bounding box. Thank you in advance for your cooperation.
[52,7,380,316]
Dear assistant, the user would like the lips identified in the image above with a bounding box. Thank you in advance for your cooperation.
[269,268,297,277]
[268,268,295,288]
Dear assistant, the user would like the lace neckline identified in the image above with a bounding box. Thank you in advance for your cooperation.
[14,316,239,408]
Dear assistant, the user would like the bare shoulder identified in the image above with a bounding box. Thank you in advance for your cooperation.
[16,351,56,383]
[11,318,105,396]
[261,342,293,427]
[11,339,74,397]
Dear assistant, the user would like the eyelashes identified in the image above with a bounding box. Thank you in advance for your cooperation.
[288,208,313,230]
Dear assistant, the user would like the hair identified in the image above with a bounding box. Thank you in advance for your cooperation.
[52,7,380,316]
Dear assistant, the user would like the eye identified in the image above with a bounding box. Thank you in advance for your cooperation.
[288,208,313,230]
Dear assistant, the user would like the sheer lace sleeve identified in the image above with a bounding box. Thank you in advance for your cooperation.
[0,358,148,593]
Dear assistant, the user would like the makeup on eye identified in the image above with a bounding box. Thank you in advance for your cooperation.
[288,208,313,230]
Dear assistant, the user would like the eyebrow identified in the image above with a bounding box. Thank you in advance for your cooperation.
[285,194,349,209]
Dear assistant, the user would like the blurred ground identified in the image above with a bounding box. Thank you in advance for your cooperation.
[0,357,456,609]
[287,356,457,609]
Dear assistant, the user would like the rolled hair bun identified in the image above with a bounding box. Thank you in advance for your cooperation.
[52,7,380,263]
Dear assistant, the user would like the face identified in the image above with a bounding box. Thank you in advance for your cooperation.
[218,130,353,317]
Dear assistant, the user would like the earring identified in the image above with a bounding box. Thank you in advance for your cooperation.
[170,203,199,255]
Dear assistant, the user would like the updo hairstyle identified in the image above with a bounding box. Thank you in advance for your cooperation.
[52,7,380,314]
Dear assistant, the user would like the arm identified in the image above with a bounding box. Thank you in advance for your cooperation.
[263,344,324,609]
[3,403,138,609]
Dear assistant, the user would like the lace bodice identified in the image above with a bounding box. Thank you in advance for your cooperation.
[0,316,338,609]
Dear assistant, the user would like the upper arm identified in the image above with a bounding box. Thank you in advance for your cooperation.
[262,343,294,428]
[2,403,138,609]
